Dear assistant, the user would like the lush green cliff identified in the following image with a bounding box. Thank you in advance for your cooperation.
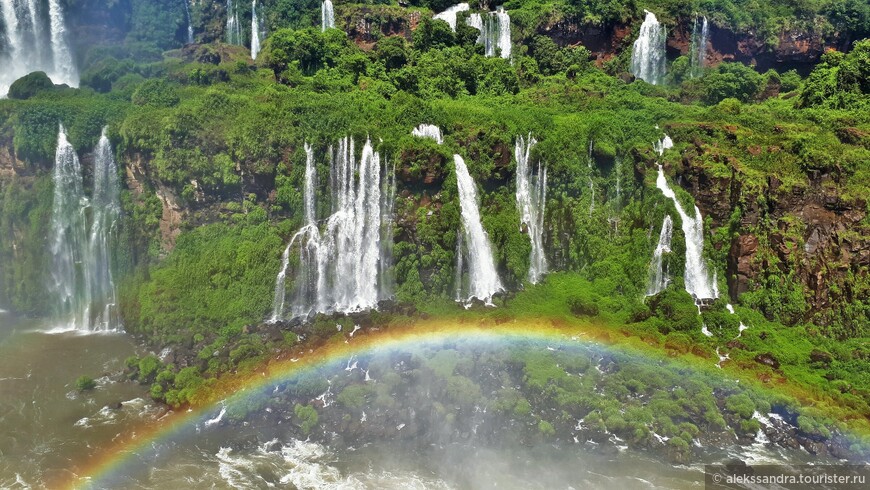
[0,0,868,459]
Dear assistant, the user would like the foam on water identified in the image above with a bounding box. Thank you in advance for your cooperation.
[203,406,227,428]
[214,439,453,490]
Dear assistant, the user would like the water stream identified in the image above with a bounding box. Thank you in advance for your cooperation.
[630,10,666,85]
[454,154,502,304]
[0,0,78,96]
[514,134,547,284]
[322,0,334,31]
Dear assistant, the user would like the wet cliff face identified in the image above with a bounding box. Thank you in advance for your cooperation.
[667,127,869,332]
[536,19,633,64]
[539,16,843,74]
[337,5,421,49]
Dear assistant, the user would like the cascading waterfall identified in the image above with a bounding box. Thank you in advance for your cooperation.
[654,134,673,156]
[50,125,88,330]
[271,144,320,321]
[87,129,122,330]
[466,8,511,59]
[379,157,396,301]
[514,135,547,284]
[226,0,242,45]
[466,13,483,42]
[325,138,384,312]
[646,215,673,296]
[49,126,121,331]
[185,0,194,43]
[492,7,511,59]
[271,138,393,321]
[454,154,503,305]
[321,0,334,31]
[47,0,75,85]
[0,0,78,97]
[250,0,262,59]
[433,3,469,31]
[411,124,443,144]
[655,165,718,303]
[630,10,666,85]
[690,16,709,77]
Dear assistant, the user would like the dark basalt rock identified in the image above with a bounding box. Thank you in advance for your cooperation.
[809,349,833,367]
[754,353,781,369]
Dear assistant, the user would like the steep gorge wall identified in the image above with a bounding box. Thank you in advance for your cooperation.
[664,124,869,333]
[538,16,847,72]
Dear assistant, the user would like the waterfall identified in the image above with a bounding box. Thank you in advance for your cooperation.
[271,144,320,321]
[379,157,396,301]
[654,134,673,156]
[47,0,75,86]
[493,7,511,59]
[0,0,78,97]
[226,0,242,45]
[326,138,383,312]
[454,154,502,305]
[630,10,666,85]
[454,232,464,302]
[50,126,88,330]
[271,138,392,321]
[321,0,334,31]
[251,0,261,59]
[87,129,122,330]
[49,126,121,331]
[185,0,194,44]
[433,3,469,31]
[690,16,709,77]
[514,135,547,284]
[655,165,718,303]
[411,124,443,145]
[466,8,511,59]
[466,13,483,42]
[646,215,673,296]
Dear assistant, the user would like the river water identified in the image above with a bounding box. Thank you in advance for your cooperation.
[0,312,151,488]
[0,312,825,489]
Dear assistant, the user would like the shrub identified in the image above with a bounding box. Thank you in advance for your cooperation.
[294,403,319,435]
[8,72,55,100]
[131,79,179,107]
[75,375,97,392]
[702,63,763,104]
[138,355,162,384]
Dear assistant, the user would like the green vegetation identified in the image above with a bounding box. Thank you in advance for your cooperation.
[8,72,56,100]
[0,0,867,461]
[294,403,319,435]
[75,375,97,392]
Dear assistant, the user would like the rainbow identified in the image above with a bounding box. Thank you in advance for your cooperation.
[63,317,823,488]
[70,319,639,488]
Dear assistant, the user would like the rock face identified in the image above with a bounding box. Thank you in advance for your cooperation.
[539,15,844,73]
[536,18,632,64]
[340,6,421,50]
[669,126,869,329]
[156,185,184,252]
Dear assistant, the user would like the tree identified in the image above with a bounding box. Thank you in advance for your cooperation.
[702,62,763,104]
[799,40,870,109]
[376,36,410,70]
[413,18,456,52]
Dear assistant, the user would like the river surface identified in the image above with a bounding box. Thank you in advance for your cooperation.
[0,312,823,489]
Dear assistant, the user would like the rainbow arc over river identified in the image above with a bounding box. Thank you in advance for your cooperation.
[71,320,635,488]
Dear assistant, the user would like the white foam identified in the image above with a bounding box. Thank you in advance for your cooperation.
[204,406,227,428]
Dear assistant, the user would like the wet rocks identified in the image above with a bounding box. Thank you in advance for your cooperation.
[754,353,780,369]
